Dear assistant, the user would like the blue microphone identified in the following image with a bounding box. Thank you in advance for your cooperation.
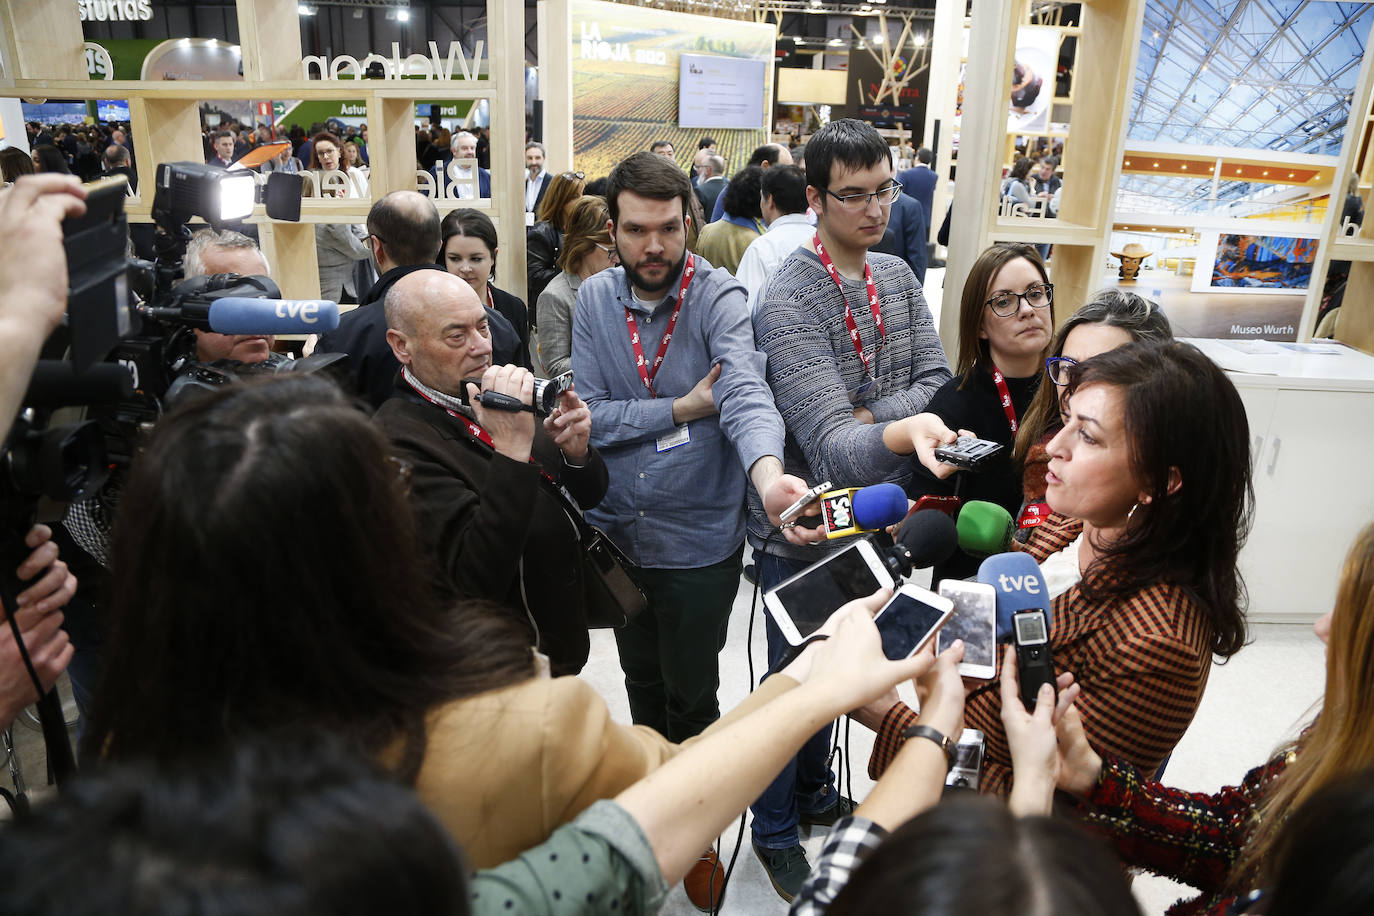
[977,552,1053,643]
[821,482,909,538]
[208,298,340,334]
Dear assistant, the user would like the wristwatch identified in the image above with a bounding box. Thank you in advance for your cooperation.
[902,723,956,770]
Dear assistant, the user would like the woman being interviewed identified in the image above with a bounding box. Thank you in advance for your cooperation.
[1005,522,1374,915]
[871,341,1253,796]
[534,195,616,376]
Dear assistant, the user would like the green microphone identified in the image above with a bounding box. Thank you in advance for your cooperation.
[955,501,1015,558]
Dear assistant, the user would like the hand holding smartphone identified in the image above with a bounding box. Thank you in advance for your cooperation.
[872,584,955,661]
[937,580,998,680]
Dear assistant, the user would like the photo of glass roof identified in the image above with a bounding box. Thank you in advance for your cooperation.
[1122,0,1373,212]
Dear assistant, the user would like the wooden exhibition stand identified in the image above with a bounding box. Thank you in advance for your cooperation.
[940,0,1145,358]
[0,0,529,303]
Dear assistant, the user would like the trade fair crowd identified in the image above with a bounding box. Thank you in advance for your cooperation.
[0,115,1370,916]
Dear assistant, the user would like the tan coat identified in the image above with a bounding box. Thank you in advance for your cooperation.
[409,672,796,869]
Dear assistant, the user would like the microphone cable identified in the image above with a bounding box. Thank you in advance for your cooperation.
[709,528,779,915]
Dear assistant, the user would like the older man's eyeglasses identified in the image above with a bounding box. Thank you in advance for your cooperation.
[985,283,1054,318]
[822,183,903,211]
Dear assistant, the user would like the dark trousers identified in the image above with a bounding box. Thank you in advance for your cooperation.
[613,547,743,744]
[750,552,838,849]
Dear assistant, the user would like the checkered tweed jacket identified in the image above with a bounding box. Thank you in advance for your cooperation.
[870,512,1215,797]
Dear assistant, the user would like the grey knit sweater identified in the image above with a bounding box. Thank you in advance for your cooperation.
[746,247,951,562]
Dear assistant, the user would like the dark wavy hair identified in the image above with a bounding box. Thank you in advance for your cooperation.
[84,375,534,777]
[0,735,471,916]
[721,165,764,221]
[826,795,1139,916]
[1066,341,1252,657]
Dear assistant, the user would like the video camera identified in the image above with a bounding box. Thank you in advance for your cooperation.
[1,162,340,792]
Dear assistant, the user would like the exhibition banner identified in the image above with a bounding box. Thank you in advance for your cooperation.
[570,0,775,178]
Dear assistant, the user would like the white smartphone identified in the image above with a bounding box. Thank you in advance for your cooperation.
[872,584,955,660]
[762,539,895,645]
[937,579,998,680]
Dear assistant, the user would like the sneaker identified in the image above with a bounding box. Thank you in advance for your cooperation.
[743,563,758,586]
[683,845,724,912]
[752,841,810,903]
[799,795,857,829]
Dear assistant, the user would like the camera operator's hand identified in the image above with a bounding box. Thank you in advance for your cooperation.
[467,365,535,463]
[0,175,87,443]
[0,525,77,730]
[0,175,87,340]
[544,387,590,465]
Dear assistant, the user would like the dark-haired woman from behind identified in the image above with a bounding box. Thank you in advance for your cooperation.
[869,341,1254,797]
[694,165,765,274]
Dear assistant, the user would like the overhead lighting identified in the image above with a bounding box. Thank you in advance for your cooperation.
[875,33,886,44]
[1152,162,1159,167]
[1124,159,1131,166]
[398,8,410,21]
[1288,172,1295,178]
[828,37,844,45]
[914,33,926,46]
[1262,170,1268,176]
[1181,164,1187,169]
[298,4,314,14]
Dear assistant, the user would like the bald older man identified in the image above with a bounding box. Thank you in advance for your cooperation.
[372,270,607,675]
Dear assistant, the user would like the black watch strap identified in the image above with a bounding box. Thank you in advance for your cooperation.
[902,723,956,769]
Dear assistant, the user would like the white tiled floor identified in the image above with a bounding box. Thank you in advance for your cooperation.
[578,558,1328,915]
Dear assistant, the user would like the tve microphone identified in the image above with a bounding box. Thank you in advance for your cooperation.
[821,483,909,538]
[977,552,1054,644]
[208,298,340,334]
[956,501,1015,558]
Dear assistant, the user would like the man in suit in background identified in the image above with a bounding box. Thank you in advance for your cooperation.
[525,141,551,214]
[897,146,937,228]
[694,154,727,218]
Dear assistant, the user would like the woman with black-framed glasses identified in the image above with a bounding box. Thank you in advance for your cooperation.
[904,243,1054,579]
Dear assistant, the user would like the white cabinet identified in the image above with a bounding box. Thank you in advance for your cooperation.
[1186,339,1374,622]
[1240,387,1374,621]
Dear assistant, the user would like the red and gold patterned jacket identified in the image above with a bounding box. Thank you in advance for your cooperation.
[870,512,1214,797]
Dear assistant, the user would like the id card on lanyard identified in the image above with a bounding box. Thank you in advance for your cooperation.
[814,234,884,399]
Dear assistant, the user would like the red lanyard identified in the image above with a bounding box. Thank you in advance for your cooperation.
[814,234,884,378]
[990,366,1018,434]
[625,254,694,398]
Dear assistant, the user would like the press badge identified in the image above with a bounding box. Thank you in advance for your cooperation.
[656,424,691,452]
[849,379,873,403]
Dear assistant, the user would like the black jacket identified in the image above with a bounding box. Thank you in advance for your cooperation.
[316,263,523,410]
[373,378,609,675]
[526,221,562,309]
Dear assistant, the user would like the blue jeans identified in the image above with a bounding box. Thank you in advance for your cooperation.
[749,552,838,850]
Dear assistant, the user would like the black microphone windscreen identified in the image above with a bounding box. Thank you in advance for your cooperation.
[898,509,959,569]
